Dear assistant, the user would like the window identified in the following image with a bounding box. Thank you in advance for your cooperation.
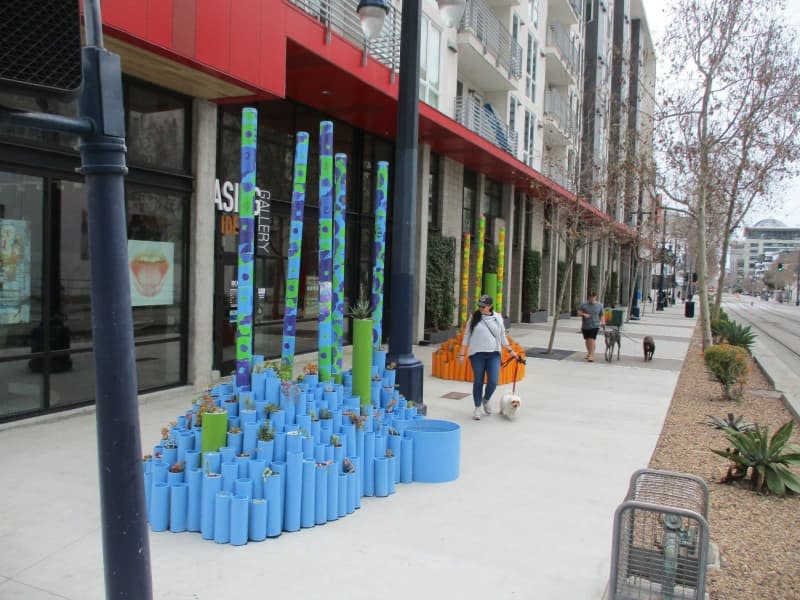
[485,178,502,241]
[525,34,537,101]
[523,109,535,167]
[462,169,477,236]
[420,16,442,108]
[428,152,441,231]
[509,95,518,137]
[528,0,540,28]
[126,81,190,173]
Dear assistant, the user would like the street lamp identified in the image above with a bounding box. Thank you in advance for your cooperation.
[357,0,465,409]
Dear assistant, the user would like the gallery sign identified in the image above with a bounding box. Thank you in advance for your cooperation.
[214,178,272,255]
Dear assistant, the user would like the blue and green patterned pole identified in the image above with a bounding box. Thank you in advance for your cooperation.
[332,153,347,381]
[235,107,258,391]
[318,122,334,382]
[371,161,389,349]
[280,132,310,376]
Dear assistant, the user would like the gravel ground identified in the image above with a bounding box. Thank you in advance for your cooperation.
[648,325,800,599]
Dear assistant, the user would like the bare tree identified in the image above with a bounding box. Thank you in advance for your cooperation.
[538,190,620,354]
[655,0,800,348]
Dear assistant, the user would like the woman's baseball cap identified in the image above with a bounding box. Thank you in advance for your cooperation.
[478,294,493,307]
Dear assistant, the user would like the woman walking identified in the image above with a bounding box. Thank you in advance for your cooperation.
[459,294,518,420]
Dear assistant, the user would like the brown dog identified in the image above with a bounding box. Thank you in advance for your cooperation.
[643,336,655,362]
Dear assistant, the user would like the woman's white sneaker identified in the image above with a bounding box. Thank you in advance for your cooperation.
[472,407,481,420]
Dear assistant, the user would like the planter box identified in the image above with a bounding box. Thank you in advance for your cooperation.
[421,326,459,345]
[527,310,548,323]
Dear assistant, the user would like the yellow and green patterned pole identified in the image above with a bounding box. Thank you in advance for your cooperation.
[318,122,334,382]
[460,233,471,326]
[280,132,309,375]
[474,215,486,310]
[235,107,258,391]
[371,161,389,349]
[496,228,505,314]
[332,153,347,381]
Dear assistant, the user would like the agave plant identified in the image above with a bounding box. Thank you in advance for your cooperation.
[347,297,373,320]
[717,319,756,353]
[704,413,755,432]
[712,420,800,496]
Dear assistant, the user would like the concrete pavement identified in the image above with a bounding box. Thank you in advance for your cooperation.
[0,304,698,600]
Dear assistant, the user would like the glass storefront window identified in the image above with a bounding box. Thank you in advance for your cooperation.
[0,172,43,356]
[127,185,186,341]
[126,82,189,173]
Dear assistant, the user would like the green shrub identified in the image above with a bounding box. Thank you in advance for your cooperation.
[571,263,583,311]
[522,248,541,313]
[710,318,727,343]
[704,343,749,400]
[425,233,456,331]
[713,420,800,496]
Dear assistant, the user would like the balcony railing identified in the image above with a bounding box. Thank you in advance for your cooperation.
[289,0,402,72]
[545,22,579,81]
[543,88,575,138]
[459,0,523,79]
[568,0,582,19]
[454,95,517,157]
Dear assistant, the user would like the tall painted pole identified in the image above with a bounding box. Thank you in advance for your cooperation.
[460,233,471,327]
[318,122,334,382]
[474,215,486,308]
[497,228,505,314]
[371,161,389,350]
[235,107,258,392]
[332,153,348,380]
[280,132,310,375]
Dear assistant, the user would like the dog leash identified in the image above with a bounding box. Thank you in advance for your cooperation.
[501,355,526,394]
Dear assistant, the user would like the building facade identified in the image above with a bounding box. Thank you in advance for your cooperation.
[0,0,655,421]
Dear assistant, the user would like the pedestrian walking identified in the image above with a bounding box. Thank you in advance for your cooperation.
[459,294,518,420]
[577,291,604,362]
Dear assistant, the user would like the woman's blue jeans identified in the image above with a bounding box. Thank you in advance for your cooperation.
[468,351,500,408]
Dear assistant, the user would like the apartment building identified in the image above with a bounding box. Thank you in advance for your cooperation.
[0,0,654,420]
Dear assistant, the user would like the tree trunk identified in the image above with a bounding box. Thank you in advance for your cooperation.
[546,242,575,353]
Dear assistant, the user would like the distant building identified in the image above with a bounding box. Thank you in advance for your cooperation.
[730,219,800,286]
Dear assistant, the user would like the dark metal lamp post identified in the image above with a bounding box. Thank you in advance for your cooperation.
[357,0,465,410]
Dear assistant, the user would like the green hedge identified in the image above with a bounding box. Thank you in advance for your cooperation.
[522,248,541,312]
[571,263,583,310]
[425,233,456,331]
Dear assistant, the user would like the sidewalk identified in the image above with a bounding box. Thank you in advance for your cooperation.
[0,304,696,600]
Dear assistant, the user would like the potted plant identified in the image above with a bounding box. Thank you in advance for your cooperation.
[348,297,373,407]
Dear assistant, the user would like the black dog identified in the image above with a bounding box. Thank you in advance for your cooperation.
[603,326,621,362]
[643,336,655,362]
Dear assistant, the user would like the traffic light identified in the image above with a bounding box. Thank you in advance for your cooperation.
[777,263,784,272]
[0,0,82,98]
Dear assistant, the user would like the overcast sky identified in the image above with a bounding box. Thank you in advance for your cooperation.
[641,0,800,229]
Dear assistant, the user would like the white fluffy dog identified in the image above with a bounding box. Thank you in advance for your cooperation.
[499,393,521,419]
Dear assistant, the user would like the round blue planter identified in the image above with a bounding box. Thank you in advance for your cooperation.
[326,462,338,522]
[184,451,200,472]
[187,468,202,532]
[213,491,231,544]
[219,446,235,464]
[301,460,316,528]
[229,494,249,546]
[248,458,266,499]
[264,474,282,538]
[400,437,414,483]
[150,482,169,532]
[405,420,460,483]
[314,465,327,525]
[249,498,267,541]
[337,473,347,518]
[169,482,188,532]
[235,478,253,499]
[221,462,238,494]
[200,473,222,539]
[374,457,389,497]
[284,452,303,532]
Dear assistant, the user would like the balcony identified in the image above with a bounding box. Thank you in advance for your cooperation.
[288,0,402,72]
[457,0,523,92]
[454,95,518,157]
[547,0,582,26]
[542,22,579,86]
[543,88,576,145]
